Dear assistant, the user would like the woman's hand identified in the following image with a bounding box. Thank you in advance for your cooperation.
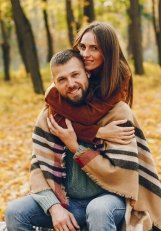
[96,119,135,144]
[47,115,79,153]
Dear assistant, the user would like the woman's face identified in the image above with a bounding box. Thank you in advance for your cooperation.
[78,31,104,71]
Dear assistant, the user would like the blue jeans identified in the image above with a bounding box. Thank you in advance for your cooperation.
[5,194,125,231]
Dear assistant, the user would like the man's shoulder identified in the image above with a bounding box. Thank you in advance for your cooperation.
[98,101,133,126]
[45,83,55,98]
[34,106,49,131]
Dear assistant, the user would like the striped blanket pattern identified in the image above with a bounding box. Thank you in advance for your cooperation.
[30,102,161,231]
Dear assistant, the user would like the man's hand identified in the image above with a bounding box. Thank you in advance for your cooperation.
[47,115,79,153]
[96,120,135,144]
[49,204,80,231]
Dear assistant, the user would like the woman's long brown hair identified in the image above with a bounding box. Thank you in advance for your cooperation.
[73,22,133,107]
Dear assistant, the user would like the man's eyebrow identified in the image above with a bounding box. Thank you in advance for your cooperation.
[57,76,65,81]
[71,70,79,73]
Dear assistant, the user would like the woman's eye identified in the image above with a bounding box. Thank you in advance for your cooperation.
[92,46,98,51]
[78,44,85,50]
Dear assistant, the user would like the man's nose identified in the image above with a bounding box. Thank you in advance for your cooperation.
[67,79,75,88]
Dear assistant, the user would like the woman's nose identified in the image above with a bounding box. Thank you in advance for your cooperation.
[81,48,90,58]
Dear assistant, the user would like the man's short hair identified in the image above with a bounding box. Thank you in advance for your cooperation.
[50,49,84,69]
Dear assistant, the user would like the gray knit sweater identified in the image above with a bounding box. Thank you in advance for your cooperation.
[32,145,105,214]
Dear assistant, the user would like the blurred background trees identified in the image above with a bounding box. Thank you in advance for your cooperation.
[0,0,160,93]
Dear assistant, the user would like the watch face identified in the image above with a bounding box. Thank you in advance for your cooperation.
[75,145,86,155]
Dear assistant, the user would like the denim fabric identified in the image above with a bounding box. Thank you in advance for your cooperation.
[86,194,125,231]
[5,194,125,231]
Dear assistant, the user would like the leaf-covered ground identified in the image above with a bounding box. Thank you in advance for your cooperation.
[0,63,161,220]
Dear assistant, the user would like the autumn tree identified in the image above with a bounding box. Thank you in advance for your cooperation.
[10,0,44,94]
[0,6,11,81]
[42,0,54,62]
[152,0,161,66]
[128,0,144,75]
[65,0,76,46]
[83,0,95,23]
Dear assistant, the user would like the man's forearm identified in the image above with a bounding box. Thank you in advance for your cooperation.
[31,189,60,214]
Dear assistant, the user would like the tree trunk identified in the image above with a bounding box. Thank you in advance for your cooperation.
[128,0,144,75]
[10,0,44,94]
[152,0,161,66]
[42,0,54,62]
[15,21,30,73]
[65,0,75,46]
[83,0,95,23]
[0,18,11,81]
[127,15,133,59]
[76,0,82,31]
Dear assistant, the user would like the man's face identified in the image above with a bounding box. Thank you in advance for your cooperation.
[52,57,89,104]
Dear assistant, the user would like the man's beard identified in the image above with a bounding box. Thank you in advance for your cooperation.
[62,89,89,106]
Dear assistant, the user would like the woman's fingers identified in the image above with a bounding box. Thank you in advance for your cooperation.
[47,116,60,136]
[65,118,73,130]
[122,130,135,136]
[123,126,135,132]
[50,115,61,130]
[113,120,135,132]
[122,134,135,140]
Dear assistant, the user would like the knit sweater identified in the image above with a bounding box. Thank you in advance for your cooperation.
[30,102,161,231]
[32,145,105,214]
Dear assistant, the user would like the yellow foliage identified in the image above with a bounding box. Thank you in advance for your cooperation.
[0,63,161,220]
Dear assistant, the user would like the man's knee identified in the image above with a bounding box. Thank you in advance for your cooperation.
[5,199,21,229]
[5,196,34,228]
[86,194,125,230]
[6,200,19,219]
[86,197,107,218]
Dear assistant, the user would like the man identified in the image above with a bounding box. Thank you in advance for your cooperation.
[5,50,126,231]
[5,50,161,231]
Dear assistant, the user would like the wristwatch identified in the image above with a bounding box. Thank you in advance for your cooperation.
[75,145,87,156]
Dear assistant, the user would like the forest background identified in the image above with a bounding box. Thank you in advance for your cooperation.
[0,0,161,221]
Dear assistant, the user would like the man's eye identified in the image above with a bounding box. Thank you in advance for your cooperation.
[72,73,79,78]
[58,78,65,83]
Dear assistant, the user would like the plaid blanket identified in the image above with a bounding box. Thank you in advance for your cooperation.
[30,101,161,231]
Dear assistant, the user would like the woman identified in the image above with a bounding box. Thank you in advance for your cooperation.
[73,21,133,106]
